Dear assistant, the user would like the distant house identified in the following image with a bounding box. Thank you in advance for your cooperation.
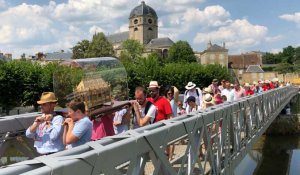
[0,52,12,62]
[44,52,73,62]
[196,41,228,68]
[228,52,262,70]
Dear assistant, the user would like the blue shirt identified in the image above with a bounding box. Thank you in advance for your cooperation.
[26,114,64,154]
[71,116,92,148]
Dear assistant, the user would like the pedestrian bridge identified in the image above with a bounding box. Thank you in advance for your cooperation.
[0,86,299,175]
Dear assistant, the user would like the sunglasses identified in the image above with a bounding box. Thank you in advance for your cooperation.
[149,89,158,93]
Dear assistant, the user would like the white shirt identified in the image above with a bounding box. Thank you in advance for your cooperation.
[183,88,203,112]
[133,103,156,129]
[221,88,235,102]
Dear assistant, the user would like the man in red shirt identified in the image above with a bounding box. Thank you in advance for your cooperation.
[147,81,173,160]
[147,81,173,122]
[244,83,254,96]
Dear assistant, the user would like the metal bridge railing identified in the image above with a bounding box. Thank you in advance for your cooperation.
[0,86,299,175]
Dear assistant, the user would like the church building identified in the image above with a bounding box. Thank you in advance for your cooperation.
[107,1,174,58]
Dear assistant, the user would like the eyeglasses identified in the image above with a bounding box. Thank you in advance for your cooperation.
[149,89,158,93]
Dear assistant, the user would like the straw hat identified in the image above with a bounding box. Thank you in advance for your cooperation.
[203,87,213,94]
[244,83,250,87]
[185,82,196,90]
[272,78,279,82]
[203,94,214,104]
[37,92,58,104]
[148,81,160,88]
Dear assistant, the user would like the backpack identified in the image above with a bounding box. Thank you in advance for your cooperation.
[132,101,156,124]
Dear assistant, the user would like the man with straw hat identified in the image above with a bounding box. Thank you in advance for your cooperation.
[183,81,202,112]
[26,92,64,155]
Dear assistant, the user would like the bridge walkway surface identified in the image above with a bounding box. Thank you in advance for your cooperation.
[0,86,298,175]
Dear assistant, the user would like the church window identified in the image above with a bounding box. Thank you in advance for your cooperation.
[148,19,152,24]
[148,27,152,31]
[134,19,138,24]
[134,27,138,31]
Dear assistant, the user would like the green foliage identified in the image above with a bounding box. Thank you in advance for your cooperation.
[262,65,276,72]
[0,60,27,113]
[120,39,144,61]
[274,62,294,74]
[86,32,114,58]
[167,40,196,63]
[263,45,300,73]
[72,40,90,59]
[262,53,281,64]
[0,60,58,113]
[53,65,84,107]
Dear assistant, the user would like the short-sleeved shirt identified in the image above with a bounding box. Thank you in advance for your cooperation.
[113,109,128,134]
[91,115,115,140]
[148,96,172,122]
[133,103,156,129]
[71,116,92,148]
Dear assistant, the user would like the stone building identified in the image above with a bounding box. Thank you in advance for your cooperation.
[228,52,262,69]
[106,1,174,58]
[196,41,228,68]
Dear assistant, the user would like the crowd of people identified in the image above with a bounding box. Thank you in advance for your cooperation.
[26,78,292,157]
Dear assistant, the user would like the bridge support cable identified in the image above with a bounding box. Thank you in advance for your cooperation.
[0,86,298,175]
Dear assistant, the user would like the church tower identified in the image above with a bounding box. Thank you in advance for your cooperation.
[129,1,158,45]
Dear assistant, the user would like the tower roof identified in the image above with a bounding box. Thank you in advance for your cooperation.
[129,1,157,19]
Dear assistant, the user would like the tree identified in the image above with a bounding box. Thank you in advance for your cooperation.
[282,46,295,64]
[0,61,27,114]
[72,40,90,59]
[274,62,294,74]
[167,40,196,63]
[121,39,144,61]
[262,52,281,64]
[86,32,114,58]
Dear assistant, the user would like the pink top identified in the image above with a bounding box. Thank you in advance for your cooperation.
[234,88,246,100]
[91,115,115,140]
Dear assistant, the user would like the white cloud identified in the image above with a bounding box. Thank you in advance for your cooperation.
[265,35,283,42]
[151,0,205,13]
[89,25,106,35]
[279,12,300,26]
[116,23,128,33]
[269,48,282,54]
[53,0,135,24]
[193,19,268,49]
[182,6,231,27]
[0,3,53,44]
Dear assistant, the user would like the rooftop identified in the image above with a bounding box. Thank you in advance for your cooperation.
[45,52,72,61]
[146,37,174,49]
[205,44,228,52]
[106,31,129,44]
[246,65,264,73]
[129,1,158,19]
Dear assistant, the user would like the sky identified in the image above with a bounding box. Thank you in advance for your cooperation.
[0,0,300,58]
